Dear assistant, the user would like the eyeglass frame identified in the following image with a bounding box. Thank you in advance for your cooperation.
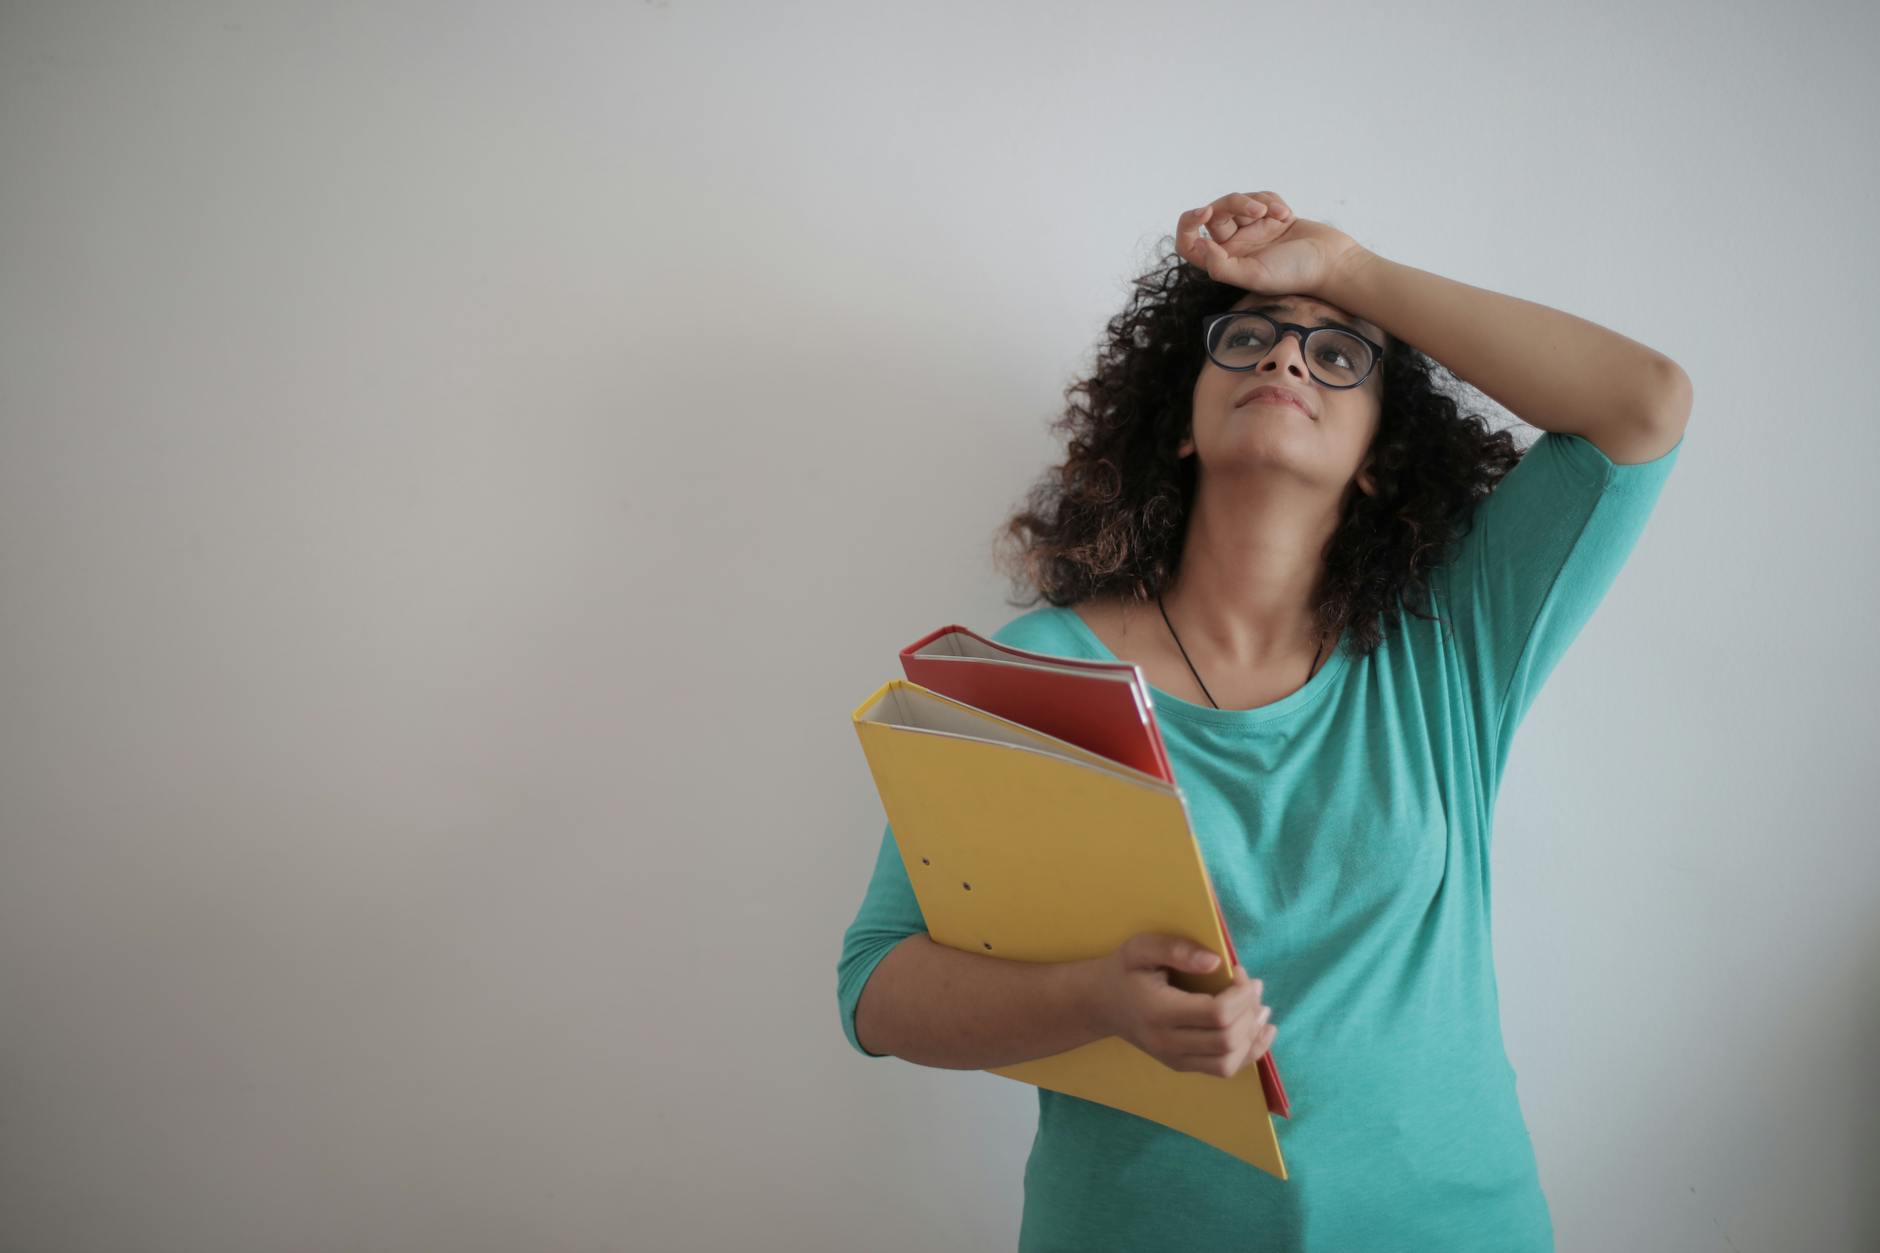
[1202,311,1386,390]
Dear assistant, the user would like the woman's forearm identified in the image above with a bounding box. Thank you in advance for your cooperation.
[1318,250,1691,436]
[854,933,1112,1070]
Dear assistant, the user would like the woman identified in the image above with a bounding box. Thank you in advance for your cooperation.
[838,190,1690,1251]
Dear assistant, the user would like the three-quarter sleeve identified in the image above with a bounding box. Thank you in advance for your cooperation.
[835,819,926,1058]
[1438,427,1684,798]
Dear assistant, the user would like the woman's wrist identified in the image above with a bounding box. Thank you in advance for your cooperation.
[1071,954,1118,1042]
[1316,244,1382,308]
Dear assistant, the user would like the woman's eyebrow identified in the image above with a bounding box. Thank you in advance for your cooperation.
[1247,301,1369,338]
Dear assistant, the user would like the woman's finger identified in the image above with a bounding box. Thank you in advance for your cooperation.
[1209,192,1292,251]
[1185,214,1218,268]
[1166,982,1267,1035]
[1204,194,1264,244]
[1177,1019,1276,1075]
[1239,1023,1279,1071]
[1178,205,1211,265]
[1244,190,1292,220]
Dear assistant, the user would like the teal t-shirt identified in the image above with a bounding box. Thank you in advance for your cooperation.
[838,429,1683,1251]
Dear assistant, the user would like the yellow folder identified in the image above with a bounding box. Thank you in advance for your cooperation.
[852,677,1287,1179]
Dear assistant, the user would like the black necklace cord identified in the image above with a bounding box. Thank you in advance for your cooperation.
[1156,590,1325,711]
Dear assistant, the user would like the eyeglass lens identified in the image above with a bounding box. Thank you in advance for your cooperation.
[1209,315,1373,387]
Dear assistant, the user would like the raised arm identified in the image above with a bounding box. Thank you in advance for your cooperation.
[1317,249,1692,465]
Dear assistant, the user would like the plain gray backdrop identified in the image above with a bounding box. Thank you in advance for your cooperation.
[2,1,1875,1250]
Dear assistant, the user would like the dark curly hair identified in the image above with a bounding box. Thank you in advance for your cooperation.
[992,236,1525,658]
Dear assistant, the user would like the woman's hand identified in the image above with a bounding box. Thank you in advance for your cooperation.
[1179,191,1370,298]
[1092,932,1277,1079]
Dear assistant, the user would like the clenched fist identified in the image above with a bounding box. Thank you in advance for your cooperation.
[1093,932,1277,1079]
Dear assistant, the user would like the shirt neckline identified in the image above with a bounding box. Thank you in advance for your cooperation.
[1051,604,1351,730]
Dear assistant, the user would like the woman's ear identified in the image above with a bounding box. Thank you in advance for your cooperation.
[1178,430,1195,458]
[1356,456,1378,496]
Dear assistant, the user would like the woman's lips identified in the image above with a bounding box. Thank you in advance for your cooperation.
[1242,391,1308,415]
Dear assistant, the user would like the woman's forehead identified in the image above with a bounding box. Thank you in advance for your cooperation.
[1231,292,1379,340]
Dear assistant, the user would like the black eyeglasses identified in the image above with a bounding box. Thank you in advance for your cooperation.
[1203,311,1384,390]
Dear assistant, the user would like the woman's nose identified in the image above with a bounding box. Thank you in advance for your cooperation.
[1260,332,1312,375]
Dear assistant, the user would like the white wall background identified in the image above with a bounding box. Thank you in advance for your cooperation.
[2,2,1874,1250]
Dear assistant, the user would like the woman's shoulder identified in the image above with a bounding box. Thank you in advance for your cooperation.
[989,598,1103,656]
[992,595,1163,669]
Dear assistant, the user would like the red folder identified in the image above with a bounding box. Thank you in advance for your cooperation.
[899,623,1290,1120]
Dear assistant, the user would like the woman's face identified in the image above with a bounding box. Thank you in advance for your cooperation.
[1181,291,1387,498]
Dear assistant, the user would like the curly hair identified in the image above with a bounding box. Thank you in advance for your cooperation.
[992,236,1525,659]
